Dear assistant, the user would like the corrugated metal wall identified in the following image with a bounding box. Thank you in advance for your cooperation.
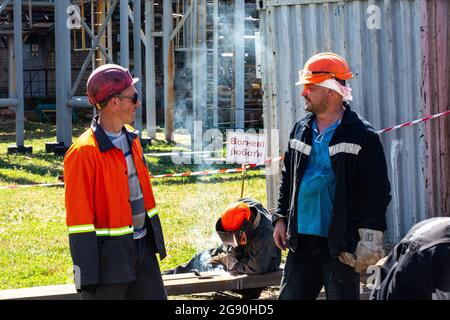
[259,0,427,244]
[421,0,450,218]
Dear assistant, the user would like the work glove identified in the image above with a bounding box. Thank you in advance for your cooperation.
[354,228,385,273]
[338,229,385,273]
[208,254,222,266]
[218,252,238,271]
[77,284,99,295]
[338,251,356,268]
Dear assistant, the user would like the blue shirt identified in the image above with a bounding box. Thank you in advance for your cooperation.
[297,119,340,237]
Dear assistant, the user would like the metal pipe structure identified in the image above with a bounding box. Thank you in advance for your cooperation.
[120,0,129,67]
[133,0,142,135]
[163,0,174,142]
[68,96,91,108]
[0,0,54,15]
[13,0,25,147]
[8,36,14,99]
[69,0,119,101]
[107,0,113,61]
[145,0,156,138]
[234,0,245,129]
[198,0,206,127]
[126,7,144,45]
[0,0,12,14]
[91,0,95,70]
[28,0,32,28]
[170,0,195,42]
[55,0,73,147]
[192,0,207,153]
[80,19,113,64]
[0,99,19,107]
[212,0,218,127]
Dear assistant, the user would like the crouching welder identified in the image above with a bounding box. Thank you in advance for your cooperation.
[163,197,281,298]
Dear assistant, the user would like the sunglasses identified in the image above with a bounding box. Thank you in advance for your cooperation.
[113,92,139,104]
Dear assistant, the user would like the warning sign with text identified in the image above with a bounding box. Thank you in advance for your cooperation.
[226,132,266,165]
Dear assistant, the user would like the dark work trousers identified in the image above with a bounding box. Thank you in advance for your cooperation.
[278,234,360,300]
[80,234,167,300]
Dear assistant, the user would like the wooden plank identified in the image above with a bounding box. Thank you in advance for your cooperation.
[0,270,282,300]
[0,263,383,300]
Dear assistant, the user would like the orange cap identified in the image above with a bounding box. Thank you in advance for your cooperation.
[296,52,353,85]
[221,202,251,232]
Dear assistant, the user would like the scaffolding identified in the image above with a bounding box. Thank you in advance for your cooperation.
[1,0,259,153]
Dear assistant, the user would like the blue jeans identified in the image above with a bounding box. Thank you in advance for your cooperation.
[278,234,360,300]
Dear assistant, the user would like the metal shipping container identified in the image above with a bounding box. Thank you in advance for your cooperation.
[258,0,437,244]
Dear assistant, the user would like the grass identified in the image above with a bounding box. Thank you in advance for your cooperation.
[0,120,268,290]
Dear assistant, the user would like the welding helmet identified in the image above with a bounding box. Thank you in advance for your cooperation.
[215,202,255,247]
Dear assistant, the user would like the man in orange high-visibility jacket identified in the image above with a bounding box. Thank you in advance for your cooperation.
[64,64,167,300]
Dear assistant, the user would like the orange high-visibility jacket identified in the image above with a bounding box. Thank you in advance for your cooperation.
[64,117,166,286]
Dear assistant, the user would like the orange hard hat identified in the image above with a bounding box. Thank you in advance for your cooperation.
[221,202,251,232]
[296,52,353,85]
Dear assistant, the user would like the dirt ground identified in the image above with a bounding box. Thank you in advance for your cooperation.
[170,286,280,300]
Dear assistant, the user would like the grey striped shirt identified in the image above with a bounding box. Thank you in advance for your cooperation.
[105,130,147,240]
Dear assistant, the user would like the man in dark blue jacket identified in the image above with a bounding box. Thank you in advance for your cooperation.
[370,217,450,300]
[273,52,391,300]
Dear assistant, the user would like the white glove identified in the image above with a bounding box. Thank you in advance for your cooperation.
[353,228,385,273]
[338,251,356,268]
[218,252,238,271]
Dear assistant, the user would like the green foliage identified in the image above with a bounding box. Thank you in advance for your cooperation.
[0,121,268,289]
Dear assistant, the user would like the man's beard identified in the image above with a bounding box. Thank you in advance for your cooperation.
[305,99,326,114]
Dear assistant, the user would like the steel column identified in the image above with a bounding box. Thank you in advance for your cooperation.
[8,36,14,98]
[0,99,19,107]
[55,0,72,146]
[120,0,129,67]
[145,0,156,138]
[163,0,174,142]
[13,0,24,146]
[133,0,142,135]
[234,0,245,129]
[212,0,219,127]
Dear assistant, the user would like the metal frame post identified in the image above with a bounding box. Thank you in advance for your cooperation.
[191,0,207,157]
[212,0,218,127]
[133,0,142,135]
[55,0,73,147]
[145,0,156,138]
[120,0,129,67]
[107,0,113,61]
[163,0,174,142]
[13,0,24,147]
[0,0,12,15]
[234,0,245,129]
[8,35,14,99]
[198,0,207,127]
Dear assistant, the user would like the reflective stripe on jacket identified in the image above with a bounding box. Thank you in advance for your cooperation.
[64,116,166,286]
[273,103,391,257]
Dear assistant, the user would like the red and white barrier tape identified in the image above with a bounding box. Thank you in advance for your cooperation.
[0,182,64,190]
[149,156,284,179]
[1,110,448,190]
[376,110,450,134]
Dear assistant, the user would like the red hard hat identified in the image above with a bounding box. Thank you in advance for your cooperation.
[221,202,251,232]
[296,52,353,85]
[86,64,139,106]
